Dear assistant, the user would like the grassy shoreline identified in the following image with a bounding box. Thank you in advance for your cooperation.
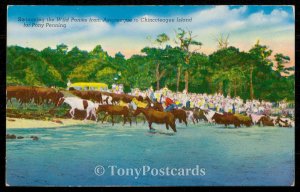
[6,103,144,129]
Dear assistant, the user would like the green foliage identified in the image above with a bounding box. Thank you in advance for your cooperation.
[6,39,294,102]
[24,68,42,86]
[7,76,24,85]
[95,67,117,85]
[155,33,170,46]
[274,53,292,74]
[56,43,68,54]
[7,46,63,87]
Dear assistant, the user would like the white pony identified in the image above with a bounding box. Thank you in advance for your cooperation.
[57,97,99,121]
[186,110,196,124]
[278,117,294,127]
[246,112,264,125]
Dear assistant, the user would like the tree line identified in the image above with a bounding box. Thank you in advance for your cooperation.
[7,28,294,102]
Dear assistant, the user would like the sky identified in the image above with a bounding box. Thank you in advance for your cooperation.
[7,5,295,67]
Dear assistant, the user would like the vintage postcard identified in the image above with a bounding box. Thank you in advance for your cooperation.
[6,5,295,186]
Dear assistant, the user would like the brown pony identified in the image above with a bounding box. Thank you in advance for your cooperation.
[6,86,63,106]
[108,92,143,105]
[170,109,188,126]
[142,96,165,112]
[151,102,164,112]
[97,105,132,126]
[180,107,208,123]
[6,86,33,106]
[143,96,152,106]
[257,116,275,126]
[70,90,103,104]
[133,107,176,132]
[110,93,123,104]
[146,99,187,126]
[212,113,241,128]
[234,114,253,127]
[193,108,208,123]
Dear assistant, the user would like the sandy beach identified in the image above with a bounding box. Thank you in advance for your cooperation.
[6,117,95,129]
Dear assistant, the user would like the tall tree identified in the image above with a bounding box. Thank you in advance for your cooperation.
[174,28,202,93]
[126,55,153,91]
[248,40,273,99]
[141,47,168,90]
[274,53,294,75]
[144,33,170,90]
[215,33,230,50]
[209,46,245,96]
[169,47,185,92]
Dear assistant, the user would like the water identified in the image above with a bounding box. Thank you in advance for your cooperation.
[6,122,294,186]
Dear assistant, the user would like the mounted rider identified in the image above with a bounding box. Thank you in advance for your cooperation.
[164,95,177,112]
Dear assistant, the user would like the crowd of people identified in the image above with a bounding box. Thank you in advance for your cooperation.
[128,86,294,119]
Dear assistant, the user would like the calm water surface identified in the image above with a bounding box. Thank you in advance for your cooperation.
[6,122,294,186]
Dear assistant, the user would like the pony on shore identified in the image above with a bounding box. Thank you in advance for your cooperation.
[56,97,99,122]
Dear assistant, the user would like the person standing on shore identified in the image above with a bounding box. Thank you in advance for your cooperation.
[148,86,156,102]
[67,79,72,90]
